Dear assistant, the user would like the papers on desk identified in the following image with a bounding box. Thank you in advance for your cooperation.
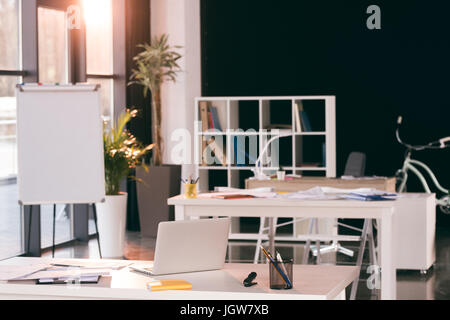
[50,260,132,270]
[281,187,341,200]
[37,275,100,285]
[342,193,396,201]
[198,188,278,200]
[19,267,111,281]
[281,187,397,201]
[0,264,49,281]
[0,263,113,283]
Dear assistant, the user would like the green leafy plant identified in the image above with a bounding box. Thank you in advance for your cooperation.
[103,109,154,195]
[129,34,182,166]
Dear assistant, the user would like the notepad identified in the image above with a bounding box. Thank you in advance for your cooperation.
[36,275,100,285]
[343,193,396,201]
[147,280,192,291]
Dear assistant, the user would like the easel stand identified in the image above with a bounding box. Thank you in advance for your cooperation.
[25,203,102,259]
[50,203,102,259]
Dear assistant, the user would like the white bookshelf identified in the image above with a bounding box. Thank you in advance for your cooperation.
[194,96,336,247]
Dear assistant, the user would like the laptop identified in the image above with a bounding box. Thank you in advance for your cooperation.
[130,218,231,276]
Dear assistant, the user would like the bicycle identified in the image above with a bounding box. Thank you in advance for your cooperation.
[395,116,450,214]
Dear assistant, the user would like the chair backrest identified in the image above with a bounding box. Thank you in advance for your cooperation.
[344,152,366,177]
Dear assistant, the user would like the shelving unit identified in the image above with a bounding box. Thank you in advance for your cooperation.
[194,96,336,245]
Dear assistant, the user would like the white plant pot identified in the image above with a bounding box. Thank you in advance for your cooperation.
[95,193,128,259]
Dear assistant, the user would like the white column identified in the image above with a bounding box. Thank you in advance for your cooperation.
[151,0,201,181]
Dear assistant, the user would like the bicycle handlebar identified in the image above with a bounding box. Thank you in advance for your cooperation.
[440,137,450,148]
[396,116,450,151]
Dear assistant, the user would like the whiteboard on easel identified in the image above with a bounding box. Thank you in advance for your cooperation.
[16,84,106,205]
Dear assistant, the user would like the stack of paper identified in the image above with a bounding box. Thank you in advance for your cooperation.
[281,187,341,200]
[198,187,278,200]
[50,260,132,270]
[341,191,397,201]
[281,187,397,201]
[19,268,112,281]
[0,264,50,281]
[0,261,121,283]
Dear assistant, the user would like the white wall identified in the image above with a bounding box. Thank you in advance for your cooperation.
[150,0,201,178]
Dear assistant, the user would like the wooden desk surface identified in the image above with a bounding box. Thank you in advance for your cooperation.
[0,258,359,300]
[246,177,396,193]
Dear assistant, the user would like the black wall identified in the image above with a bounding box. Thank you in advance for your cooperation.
[201,0,450,223]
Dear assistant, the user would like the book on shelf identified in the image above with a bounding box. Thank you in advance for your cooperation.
[199,102,223,132]
[295,103,303,133]
[199,101,210,132]
[199,101,210,166]
[208,111,214,130]
[322,142,326,167]
[209,106,223,131]
[295,102,312,132]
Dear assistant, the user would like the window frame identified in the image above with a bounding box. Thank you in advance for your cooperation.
[0,0,126,257]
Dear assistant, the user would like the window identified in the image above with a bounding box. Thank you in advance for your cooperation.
[0,0,21,71]
[84,0,115,120]
[38,7,69,83]
[0,0,22,259]
[0,0,124,257]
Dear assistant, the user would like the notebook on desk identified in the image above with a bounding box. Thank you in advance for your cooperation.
[130,218,231,276]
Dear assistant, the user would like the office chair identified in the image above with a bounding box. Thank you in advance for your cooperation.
[343,152,366,177]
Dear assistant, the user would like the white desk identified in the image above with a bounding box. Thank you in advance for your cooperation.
[0,258,358,300]
[168,195,397,300]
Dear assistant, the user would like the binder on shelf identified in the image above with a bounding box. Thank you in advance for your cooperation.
[210,106,223,132]
[295,102,312,132]
[295,102,303,133]
[199,101,210,132]
[199,102,223,132]
[199,101,210,166]
[322,142,326,167]
[208,111,214,129]
[300,110,312,132]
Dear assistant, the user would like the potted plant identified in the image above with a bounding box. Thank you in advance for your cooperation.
[129,34,183,237]
[96,109,154,258]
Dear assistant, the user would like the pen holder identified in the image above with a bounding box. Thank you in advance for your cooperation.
[184,184,197,199]
[276,171,286,181]
[269,259,293,290]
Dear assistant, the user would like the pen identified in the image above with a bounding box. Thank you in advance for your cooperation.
[276,251,289,277]
[260,246,292,289]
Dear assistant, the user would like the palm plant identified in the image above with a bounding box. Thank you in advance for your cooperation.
[129,34,182,166]
[103,109,154,195]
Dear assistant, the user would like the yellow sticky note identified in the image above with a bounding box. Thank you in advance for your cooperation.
[147,280,192,291]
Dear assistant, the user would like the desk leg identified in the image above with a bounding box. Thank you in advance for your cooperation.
[380,208,396,300]
[175,205,185,221]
